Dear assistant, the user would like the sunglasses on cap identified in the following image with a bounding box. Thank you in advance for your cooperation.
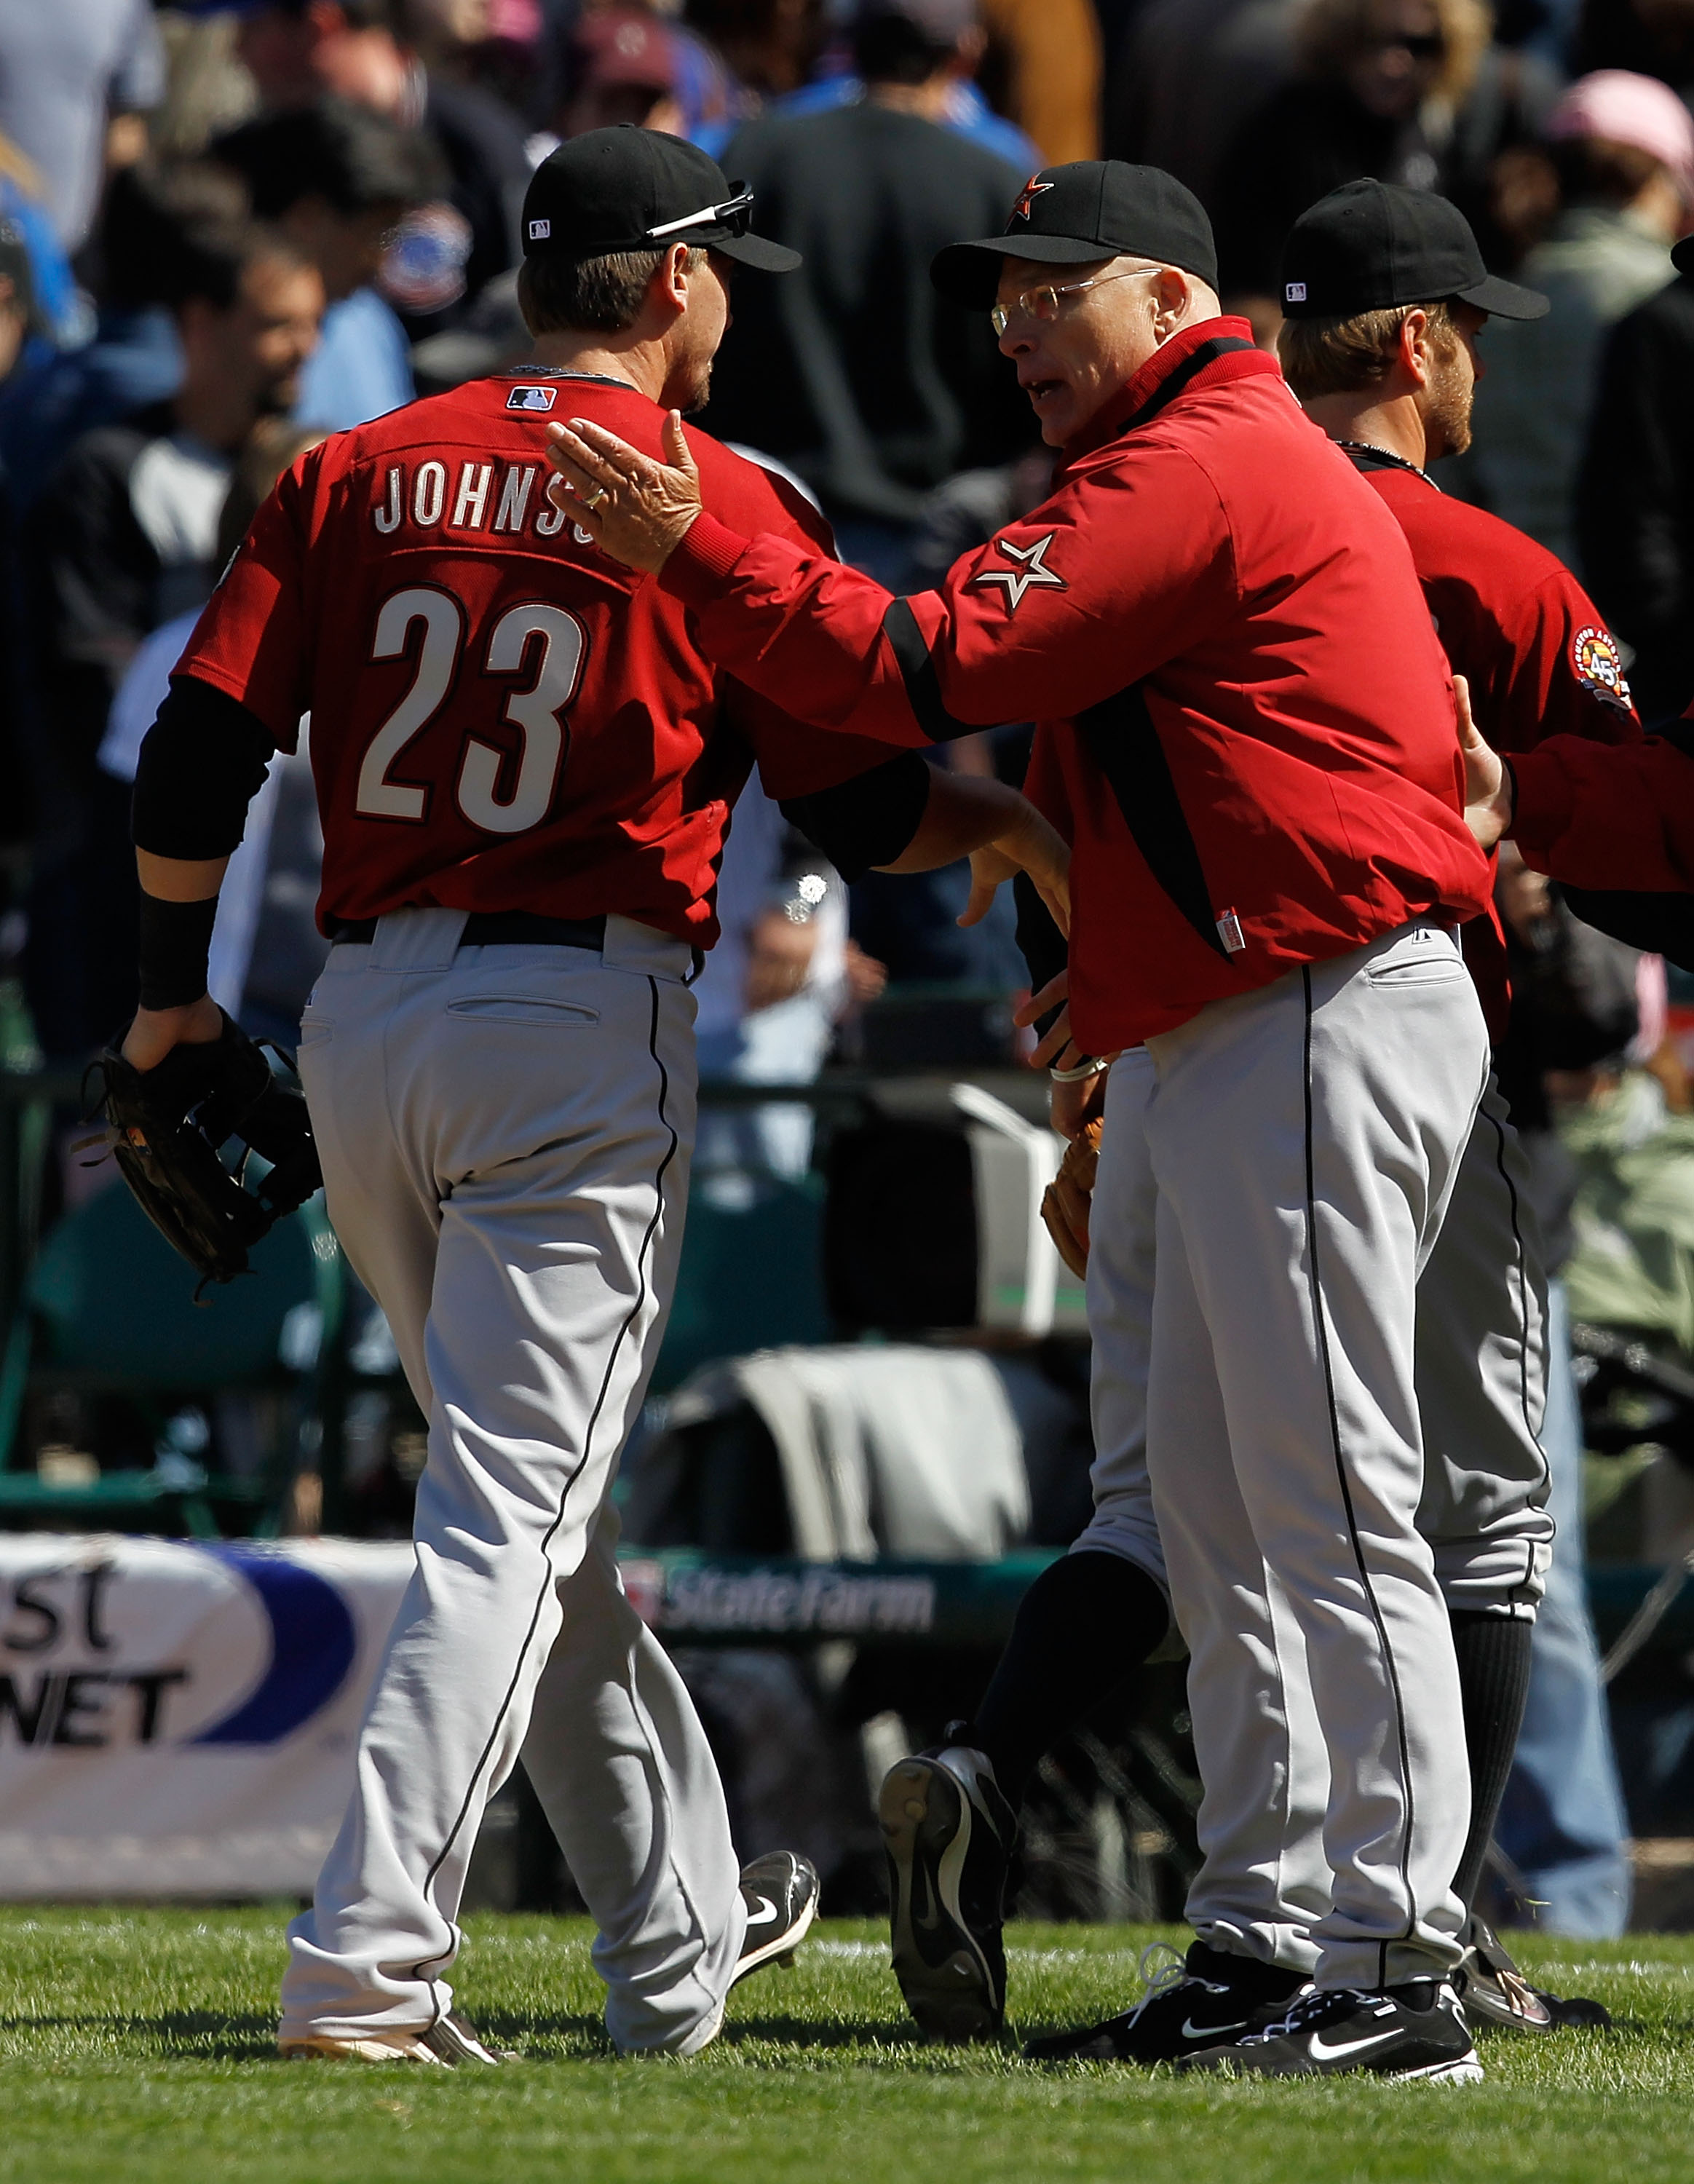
[644,186,754,242]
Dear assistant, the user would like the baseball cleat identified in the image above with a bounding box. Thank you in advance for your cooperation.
[1176,1978,1483,2081]
[730,1850,821,1985]
[880,1743,1016,2044]
[1455,1914,1611,2033]
[279,2007,518,2065]
[1024,1939,1306,2064]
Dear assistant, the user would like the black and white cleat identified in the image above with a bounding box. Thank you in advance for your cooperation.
[880,1744,1017,2044]
[1456,1915,1611,2033]
[731,1850,822,1985]
[1177,1978,1484,2082]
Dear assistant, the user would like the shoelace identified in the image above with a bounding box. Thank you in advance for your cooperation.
[1237,1983,1367,2046]
[1115,1942,1200,2030]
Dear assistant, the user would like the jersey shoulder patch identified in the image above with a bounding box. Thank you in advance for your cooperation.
[1572,623,1633,713]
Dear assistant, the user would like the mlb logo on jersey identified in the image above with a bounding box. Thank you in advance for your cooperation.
[507,384,558,413]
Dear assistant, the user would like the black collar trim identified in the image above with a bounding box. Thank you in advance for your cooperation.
[1335,439,1438,488]
[1120,335,1259,435]
[500,367,638,388]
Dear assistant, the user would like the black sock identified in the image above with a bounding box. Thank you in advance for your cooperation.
[965,1551,1171,1806]
[1448,1608,1534,1915]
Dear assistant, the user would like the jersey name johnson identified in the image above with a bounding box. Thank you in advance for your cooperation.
[369,455,590,547]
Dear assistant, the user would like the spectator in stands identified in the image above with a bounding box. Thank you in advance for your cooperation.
[684,0,829,119]
[692,789,883,1180]
[1467,70,1689,566]
[229,0,527,333]
[1578,230,1694,724]
[21,207,322,1059]
[0,164,243,512]
[705,0,1034,582]
[975,0,1101,165]
[777,0,1042,168]
[99,418,333,1046]
[1215,0,1559,308]
[1575,0,1694,97]
[1107,0,1299,207]
[555,9,686,139]
[0,0,165,253]
[0,221,41,919]
[213,99,443,427]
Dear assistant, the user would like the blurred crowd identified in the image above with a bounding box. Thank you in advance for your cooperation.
[1,1,1693,1086]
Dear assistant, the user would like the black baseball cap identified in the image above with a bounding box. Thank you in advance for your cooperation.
[1280,180,1546,320]
[930,159,1217,307]
[521,127,799,272]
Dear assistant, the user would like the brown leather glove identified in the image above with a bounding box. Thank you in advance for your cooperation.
[1040,1115,1101,1279]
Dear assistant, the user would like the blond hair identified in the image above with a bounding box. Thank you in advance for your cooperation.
[1278,298,1460,399]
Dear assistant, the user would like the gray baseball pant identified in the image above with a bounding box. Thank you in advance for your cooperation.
[279,909,745,2054]
[1075,981,1554,1973]
[1132,919,1492,1988]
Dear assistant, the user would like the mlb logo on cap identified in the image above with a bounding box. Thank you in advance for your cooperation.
[529,218,551,241]
[1285,281,1307,302]
[507,384,558,412]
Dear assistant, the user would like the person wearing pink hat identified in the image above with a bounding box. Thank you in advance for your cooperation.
[1467,68,1692,570]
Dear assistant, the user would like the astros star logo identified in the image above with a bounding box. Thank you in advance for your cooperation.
[1011,175,1053,222]
[973,531,1066,612]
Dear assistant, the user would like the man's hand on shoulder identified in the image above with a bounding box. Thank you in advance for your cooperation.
[544,411,703,574]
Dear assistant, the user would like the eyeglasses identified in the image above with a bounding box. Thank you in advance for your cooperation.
[990,269,1149,338]
[644,186,753,242]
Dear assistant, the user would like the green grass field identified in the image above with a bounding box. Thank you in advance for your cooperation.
[4,1910,1694,2184]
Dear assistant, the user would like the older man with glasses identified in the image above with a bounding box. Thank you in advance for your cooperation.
[547,157,1501,2081]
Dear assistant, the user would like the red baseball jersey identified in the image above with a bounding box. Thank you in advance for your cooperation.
[1510,727,1694,891]
[1353,458,1641,1038]
[173,372,902,945]
[1359,462,1638,756]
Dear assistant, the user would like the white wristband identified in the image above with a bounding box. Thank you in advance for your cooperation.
[1049,1054,1111,1084]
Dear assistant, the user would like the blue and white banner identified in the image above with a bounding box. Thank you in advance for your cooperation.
[0,1535,413,1898]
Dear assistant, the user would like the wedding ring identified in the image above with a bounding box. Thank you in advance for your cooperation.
[582,486,609,512]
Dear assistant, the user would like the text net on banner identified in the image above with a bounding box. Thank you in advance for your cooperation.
[0,1535,413,1898]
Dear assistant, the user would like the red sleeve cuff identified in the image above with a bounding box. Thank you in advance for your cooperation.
[660,511,753,605]
[1505,747,1578,860]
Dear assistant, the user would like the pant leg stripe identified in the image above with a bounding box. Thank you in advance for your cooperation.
[1481,1088,1553,1500]
[1301,965,1420,1988]
[411,973,681,2016]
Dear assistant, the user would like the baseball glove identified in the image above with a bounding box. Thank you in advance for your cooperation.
[85,1010,323,1294]
[1040,1117,1101,1279]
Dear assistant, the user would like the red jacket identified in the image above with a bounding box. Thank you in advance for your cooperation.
[662,317,1492,1050]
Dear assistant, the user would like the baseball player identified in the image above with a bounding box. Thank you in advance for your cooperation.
[550,160,1506,2081]
[120,127,1069,2065]
[879,182,1628,2066]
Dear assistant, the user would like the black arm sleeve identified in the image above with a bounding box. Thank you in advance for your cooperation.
[1013,871,1068,1037]
[131,676,277,859]
[779,749,933,881]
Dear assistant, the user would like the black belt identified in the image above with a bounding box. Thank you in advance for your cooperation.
[329,911,608,950]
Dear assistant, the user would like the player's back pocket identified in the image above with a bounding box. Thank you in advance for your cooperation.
[444,995,601,1027]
